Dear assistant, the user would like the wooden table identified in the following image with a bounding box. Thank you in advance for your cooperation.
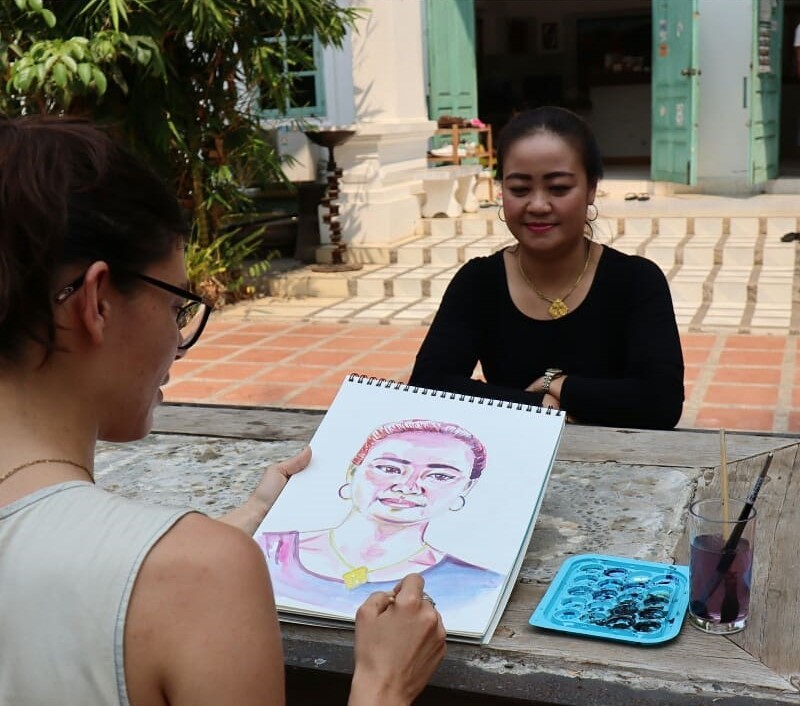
[98,404,800,705]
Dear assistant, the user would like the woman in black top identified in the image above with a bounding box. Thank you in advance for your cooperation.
[410,107,684,429]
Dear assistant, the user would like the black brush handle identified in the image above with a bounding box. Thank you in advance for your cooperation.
[713,505,753,573]
[715,452,772,570]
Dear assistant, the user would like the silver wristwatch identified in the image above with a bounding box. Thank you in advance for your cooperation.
[541,368,564,395]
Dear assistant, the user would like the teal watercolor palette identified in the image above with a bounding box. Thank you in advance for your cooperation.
[529,554,689,645]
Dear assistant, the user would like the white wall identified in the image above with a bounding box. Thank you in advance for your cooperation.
[323,29,356,126]
[349,0,429,123]
[319,0,436,246]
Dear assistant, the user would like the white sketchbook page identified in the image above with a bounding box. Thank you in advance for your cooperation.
[256,376,564,637]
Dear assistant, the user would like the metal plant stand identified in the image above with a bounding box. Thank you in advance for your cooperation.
[304,129,362,272]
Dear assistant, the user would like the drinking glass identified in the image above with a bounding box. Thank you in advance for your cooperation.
[687,498,756,634]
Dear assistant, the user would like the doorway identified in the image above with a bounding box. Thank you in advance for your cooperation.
[473,0,653,167]
[780,0,800,175]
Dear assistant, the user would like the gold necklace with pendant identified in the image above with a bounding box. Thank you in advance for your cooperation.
[328,528,429,589]
[516,241,591,319]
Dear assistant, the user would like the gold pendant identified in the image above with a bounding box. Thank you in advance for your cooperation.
[342,566,369,589]
[548,299,569,319]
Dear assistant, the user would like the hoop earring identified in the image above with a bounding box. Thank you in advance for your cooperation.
[497,205,506,223]
[338,482,352,500]
[449,495,466,512]
[586,203,598,222]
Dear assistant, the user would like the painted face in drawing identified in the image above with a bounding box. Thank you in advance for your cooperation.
[350,431,476,525]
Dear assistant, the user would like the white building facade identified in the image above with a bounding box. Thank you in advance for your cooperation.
[272,0,800,250]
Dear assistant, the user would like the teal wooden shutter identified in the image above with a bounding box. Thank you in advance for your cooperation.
[651,0,700,184]
[425,0,478,119]
[749,0,783,183]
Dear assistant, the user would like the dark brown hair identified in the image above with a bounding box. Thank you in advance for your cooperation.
[496,106,604,187]
[0,115,187,362]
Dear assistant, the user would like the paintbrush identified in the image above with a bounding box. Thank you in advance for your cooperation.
[720,429,730,538]
[690,451,773,619]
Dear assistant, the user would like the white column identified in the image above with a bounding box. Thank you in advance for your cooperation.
[317,0,436,248]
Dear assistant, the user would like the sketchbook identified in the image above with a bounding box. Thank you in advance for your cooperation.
[253,374,565,644]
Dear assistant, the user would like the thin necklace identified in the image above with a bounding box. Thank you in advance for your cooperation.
[516,240,591,319]
[0,458,93,484]
[328,528,429,590]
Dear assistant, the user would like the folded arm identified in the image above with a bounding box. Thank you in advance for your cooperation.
[556,262,684,429]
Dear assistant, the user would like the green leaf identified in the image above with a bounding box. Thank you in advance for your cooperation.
[12,67,34,91]
[64,40,84,60]
[61,55,77,72]
[91,66,107,95]
[105,0,132,31]
[41,9,56,28]
[77,62,92,87]
[13,0,27,11]
[99,40,115,60]
[52,61,67,88]
[134,45,151,66]
[28,0,43,10]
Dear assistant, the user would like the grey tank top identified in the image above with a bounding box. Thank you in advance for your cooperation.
[0,481,192,705]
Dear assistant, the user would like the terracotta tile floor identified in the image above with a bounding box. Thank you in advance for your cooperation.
[163,320,800,435]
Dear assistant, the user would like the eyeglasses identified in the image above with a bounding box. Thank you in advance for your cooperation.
[55,270,212,351]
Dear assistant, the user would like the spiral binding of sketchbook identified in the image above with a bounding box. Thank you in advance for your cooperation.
[347,373,566,414]
[254,373,565,644]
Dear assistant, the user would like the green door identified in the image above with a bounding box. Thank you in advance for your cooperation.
[749,0,783,183]
[651,0,700,184]
[425,0,478,119]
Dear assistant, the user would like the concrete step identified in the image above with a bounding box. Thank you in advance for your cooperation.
[310,211,799,266]
[262,200,800,331]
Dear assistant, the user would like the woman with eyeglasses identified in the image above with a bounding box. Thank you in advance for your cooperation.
[0,116,445,706]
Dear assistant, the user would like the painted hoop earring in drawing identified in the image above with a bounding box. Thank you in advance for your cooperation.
[449,495,466,512]
[338,482,352,500]
[586,203,598,222]
[497,205,506,223]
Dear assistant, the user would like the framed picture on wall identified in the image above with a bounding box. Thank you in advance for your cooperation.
[539,21,561,54]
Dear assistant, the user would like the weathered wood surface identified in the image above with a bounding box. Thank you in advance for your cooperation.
[96,404,800,705]
[153,402,319,441]
[153,403,794,466]
[674,443,800,680]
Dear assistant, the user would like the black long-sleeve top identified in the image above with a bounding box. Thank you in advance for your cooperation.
[409,246,684,429]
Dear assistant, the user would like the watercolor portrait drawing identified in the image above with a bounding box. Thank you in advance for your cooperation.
[255,376,564,642]
[258,419,503,615]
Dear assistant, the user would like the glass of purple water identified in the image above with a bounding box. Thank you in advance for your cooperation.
[688,498,756,634]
